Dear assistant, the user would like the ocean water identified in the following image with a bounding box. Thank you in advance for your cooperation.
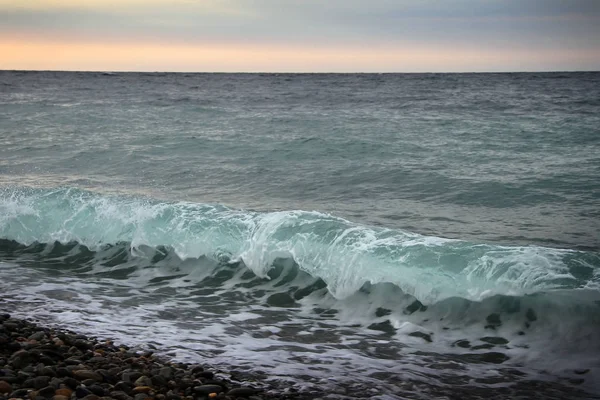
[0,71,599,399]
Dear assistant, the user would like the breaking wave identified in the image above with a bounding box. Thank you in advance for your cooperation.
[1,186,599,305]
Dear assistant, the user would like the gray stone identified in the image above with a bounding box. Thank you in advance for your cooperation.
[49,378,63,389]
[73,370,103,382]
[88,384,106,396]
[76,386,92,398]
[165,390,181,400]
[122,372,142,384]
[18,370,33,379]
[133,376,152,387]
[73,340,92,350]
[114,381,133,393]
[40,367,57,377]
[110,391,133,400]
[151,374,167,387]
[87,357,106,364]
[193,385,223,395]
[62,377,79,389]
[3,322,19,331]
[23,376,51,390]
[38,385,56,398]
[196,371,213,380]
[158,367,173,379]
[227,387,258,397]
[10,388,30,398]
[0,376,17,384]
[29,332,46,341]
[9,350,34,369]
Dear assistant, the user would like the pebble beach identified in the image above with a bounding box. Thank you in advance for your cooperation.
[0,314,318,400]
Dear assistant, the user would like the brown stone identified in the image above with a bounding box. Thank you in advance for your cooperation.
[73,370,103,382]
[133,386,153,393]
[55,388,73,397]
[53,395,69,400]
[0,381,12,394]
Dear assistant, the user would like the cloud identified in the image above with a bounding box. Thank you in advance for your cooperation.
[1,0,598,46]
[1,0,598,71]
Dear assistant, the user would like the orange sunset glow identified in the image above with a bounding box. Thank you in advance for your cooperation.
[1,0,599,73]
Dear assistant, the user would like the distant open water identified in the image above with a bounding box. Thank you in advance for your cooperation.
[1,71,599,399]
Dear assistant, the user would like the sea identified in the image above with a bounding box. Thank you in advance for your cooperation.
[0,71,599,399]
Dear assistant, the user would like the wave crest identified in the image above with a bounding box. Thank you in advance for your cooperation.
[1,186,598,303]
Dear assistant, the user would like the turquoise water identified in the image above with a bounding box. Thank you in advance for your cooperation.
[1,71,599,399]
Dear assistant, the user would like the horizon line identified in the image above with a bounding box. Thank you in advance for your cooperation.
[2,68,599,74]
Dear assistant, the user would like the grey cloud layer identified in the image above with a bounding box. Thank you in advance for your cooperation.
[2,0,599,50]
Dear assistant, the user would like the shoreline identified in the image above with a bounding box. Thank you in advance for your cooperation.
[0,313,321,400]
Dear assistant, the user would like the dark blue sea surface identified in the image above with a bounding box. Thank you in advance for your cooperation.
[1,71,599,399]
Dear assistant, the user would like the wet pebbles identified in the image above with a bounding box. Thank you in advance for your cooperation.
[0,314,313,400]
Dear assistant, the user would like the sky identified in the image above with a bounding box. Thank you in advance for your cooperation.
[1,0,599,72]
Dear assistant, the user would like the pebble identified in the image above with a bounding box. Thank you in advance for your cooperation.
[54,388,72,397]
[87,384,106,396]
[133,376,152,387]
[39,367,56,377]
[109,391,133,400]
[9,351,33,369]
[38,386,56,398]
[73,370,103,382]
[28,333,45,342]
[132,386,152,394]
[0,381,12,394]
[22,376,50,390]
[9,389,29,398]
[80,395,100,400]
[158,367,173,380]
[113,381,133,393]
[75,386,92,398]
[193,384,224,394]
[228,387,258,397]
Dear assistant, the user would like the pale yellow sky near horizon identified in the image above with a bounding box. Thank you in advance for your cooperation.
[3,37,597,73]
[1,0,599,72]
